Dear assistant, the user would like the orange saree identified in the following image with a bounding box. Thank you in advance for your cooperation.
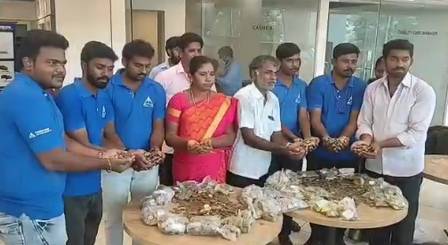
[166,92,237,183]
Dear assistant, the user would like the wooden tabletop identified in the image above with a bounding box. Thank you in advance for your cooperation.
[123,205,282,245]
[287,202,407,229]
[424,155,448,185]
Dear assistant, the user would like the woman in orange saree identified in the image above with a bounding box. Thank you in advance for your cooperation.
[165,56,238,183]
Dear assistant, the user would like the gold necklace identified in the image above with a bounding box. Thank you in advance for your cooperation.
[189,88,210,106]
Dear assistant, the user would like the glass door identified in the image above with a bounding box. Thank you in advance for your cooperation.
[326,0,448,125]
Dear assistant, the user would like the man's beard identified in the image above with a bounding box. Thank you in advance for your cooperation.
[87,73,109,89]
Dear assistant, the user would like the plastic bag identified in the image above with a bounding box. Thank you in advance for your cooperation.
[141,205,168,226]
[218,224,241,241]
[339,197,358,221]
[152,185,175,205]
[256,198,282,222]
[186,216,221,236]
[240,185,264,201]
[278,196,309,213]
[157,214,189,234]
[222,210,255,233]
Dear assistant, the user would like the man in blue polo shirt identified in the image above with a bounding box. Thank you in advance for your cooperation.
[306,43,366,245]
[271,42,312,245]
[56,41,124,245]
[103,39,166,245]
[0,30,132,245]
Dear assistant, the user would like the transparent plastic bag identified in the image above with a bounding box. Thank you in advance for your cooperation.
[222,210,255,233]
[157,214,189,235]
[152,185,175,205]
[141,205,168,226]
[218,224,241,241]
[257,198,282,222]
[186,216,221,236]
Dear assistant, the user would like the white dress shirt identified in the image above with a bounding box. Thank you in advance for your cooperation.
[230,83,282,179]
[148,61,170,80]
[357,73,436,177]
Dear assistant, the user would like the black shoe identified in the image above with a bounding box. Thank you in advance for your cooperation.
[278,234,293,245]
[291,220,301,233]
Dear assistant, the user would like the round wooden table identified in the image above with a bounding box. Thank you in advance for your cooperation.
[123,204,282,245]
[424,155,448,185]
[287,203,407,229]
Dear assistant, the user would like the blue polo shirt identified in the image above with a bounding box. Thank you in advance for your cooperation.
[273,77,308,136]
[0,73,66,220]
[307,73,366,162]
[106,72,166,150]
[56,79,113,196]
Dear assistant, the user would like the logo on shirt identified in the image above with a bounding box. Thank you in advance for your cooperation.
[143,96,153,108]
[295,94,301,104]
[28,128,52,139]
[101,106,106,118]
[347,96,353,105]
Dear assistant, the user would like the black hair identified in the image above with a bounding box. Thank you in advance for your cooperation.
[218,46,233,58]
[374,56,384,68]
[333,43,360,59]
[248,55,279,79]
[383,39,414,58]
[189,56,217,75]
[179,32,204,51]
[276,42,301,60]
[165,36,181,50]
[122,39,155,60]
[16,29,69,70]
[81,41,118,64]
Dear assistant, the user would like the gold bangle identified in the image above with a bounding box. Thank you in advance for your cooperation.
[106,158,112,173]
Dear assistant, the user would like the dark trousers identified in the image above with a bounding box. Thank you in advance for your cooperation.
[226,171,268,188]
[159,153,173,186]
[366,171,423,245]
[64,192,102,245]
[270,154,303,236]
[306,154,360,245]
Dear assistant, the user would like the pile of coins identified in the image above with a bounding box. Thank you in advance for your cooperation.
[351,143,376,156]
[144,148,165,166]
[299,137,320,152]
[325,137,349,152]
[172,188,247,219]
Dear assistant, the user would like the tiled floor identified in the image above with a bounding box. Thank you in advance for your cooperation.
[94,178,448,245]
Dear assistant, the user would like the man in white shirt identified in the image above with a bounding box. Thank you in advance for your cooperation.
[229,55,305,245]
[148,36,181,79]
[355,39,436,245]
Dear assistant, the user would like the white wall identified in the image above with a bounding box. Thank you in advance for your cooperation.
[132,0,186,41]
[0,1,36,21]
[55,0,126,84]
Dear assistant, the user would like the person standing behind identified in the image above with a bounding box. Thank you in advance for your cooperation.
[271,42,312,244]
[148,36,181,79]
[0,30,131,245]
[306,43,366,245]
[103,40,166,245]
[367,56,385,84]
[155,32,204,185]
[355,39,435,245]
[55,41,124,245]
[216,46,243,96]
[228,55,305,190]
